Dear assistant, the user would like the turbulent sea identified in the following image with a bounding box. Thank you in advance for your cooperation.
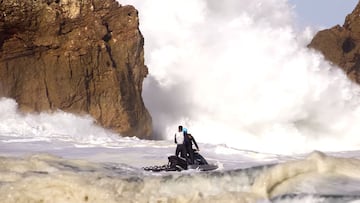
[1,99,360,203]
[2,0,360,202]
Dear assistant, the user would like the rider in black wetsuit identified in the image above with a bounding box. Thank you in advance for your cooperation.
[184,133,199,164]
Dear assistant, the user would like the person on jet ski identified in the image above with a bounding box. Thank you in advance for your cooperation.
[185,133,199,164]
[174,125,187,158]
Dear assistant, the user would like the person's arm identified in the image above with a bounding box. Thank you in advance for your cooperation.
[174,134,177,144]
[184,132,189,144]
[192,137,199,151]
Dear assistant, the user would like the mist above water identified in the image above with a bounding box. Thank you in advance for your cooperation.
[0,98,122,147]
[121,0,360,153]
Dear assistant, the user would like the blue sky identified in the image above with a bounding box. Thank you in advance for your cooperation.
[288,0,358,28]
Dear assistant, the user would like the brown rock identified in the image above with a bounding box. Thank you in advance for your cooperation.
[308,2,360,83]
[0,0,152,138]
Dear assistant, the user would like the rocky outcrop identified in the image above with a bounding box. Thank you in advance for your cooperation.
[0,0,152,138]
[309,2,360,83]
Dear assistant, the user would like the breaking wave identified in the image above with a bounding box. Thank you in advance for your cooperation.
[120,0,360,154]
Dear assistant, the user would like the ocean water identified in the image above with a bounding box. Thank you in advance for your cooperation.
[2,0,360,202]
[1,101,360,203]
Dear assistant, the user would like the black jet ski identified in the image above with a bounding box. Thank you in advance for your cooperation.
[143,151,218,172]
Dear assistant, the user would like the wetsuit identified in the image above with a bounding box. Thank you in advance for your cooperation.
[174,131,186,158]
[185,134,199,164]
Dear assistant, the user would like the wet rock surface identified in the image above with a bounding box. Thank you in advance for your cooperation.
[309,2,360,83]
[0,0,152,138]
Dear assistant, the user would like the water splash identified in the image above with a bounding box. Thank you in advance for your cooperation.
[121,0,360,154]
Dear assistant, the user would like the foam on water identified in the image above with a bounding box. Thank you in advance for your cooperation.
[252,151,360,199]
[0,98,119,146]
[0,152,360,203]
[1,101,360,202]
[119,0,360,154]
[0,154,261,203]
[0,98,166,149]
[2,98,360,202]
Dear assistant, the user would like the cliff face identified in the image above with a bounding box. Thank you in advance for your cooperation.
[309,2,360,83]
[0,0,152,138]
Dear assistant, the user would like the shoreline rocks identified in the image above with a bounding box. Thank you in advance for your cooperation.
[0,0,152,138]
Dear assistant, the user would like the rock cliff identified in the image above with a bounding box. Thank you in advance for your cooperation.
[0,0,152,138]
[309,2,360,83]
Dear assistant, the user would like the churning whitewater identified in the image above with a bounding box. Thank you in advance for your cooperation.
[1,0,360,202]
[126,0,360,153]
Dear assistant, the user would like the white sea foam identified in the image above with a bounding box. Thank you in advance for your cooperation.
[0,98,142,147]
[252,151,360,199]
[120,0,360,154]
[0,152,359,203]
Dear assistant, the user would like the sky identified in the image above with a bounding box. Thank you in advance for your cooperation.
[288,0,358,28]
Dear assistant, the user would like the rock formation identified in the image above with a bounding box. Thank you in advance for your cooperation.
[309,2,360,83]
[0,0,152,138]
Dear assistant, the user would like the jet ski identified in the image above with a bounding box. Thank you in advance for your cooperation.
[143,151,218,172]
